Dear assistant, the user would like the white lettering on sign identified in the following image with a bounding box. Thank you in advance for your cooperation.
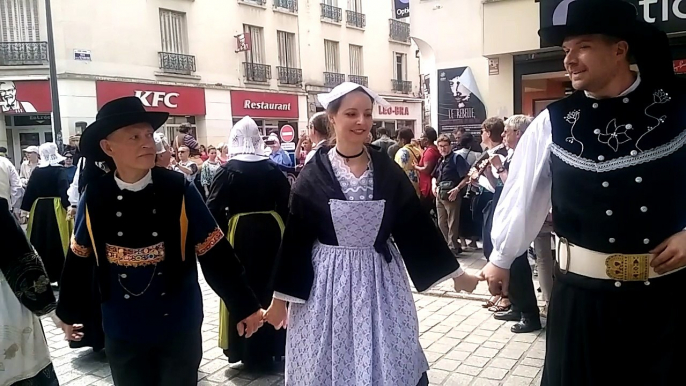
[449,108,475,120]
[396,8,409,17]
[378,105,410,116]
[134,90,180,108]
[639,0,686,23]
[243,99,292,111]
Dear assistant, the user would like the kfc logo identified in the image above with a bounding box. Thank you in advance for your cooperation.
[135,90,180,109]
[0,81,37,113]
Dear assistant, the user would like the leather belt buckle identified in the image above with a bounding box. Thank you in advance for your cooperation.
[605,254,651,281]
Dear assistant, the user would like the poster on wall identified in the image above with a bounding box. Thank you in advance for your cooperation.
[437,67,487,134]
[420,74,431,128]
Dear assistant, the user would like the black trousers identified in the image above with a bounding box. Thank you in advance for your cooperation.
[508,253,540,318]
[106,329,202,386]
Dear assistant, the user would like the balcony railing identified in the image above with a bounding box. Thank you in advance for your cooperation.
[273,0,297,13]
[277,66,302,85]
[348,75,368,87]
[389,19,411,43]
[392,79,412,93]
[239,0,266,5]
[324,72,345,88]
[0,42,48,66]
[346,10,365,29]
[321,3,342,23]
[158,52,196,75]
[244,62,272,82]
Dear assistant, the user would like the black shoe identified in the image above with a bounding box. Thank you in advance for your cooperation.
[511,316,542,334]
[494,309,521,322]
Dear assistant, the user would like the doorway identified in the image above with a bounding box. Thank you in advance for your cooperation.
[8,126,53,168]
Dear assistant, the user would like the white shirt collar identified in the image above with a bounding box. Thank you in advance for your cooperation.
[114,170,152,192]
[584,73,641,99]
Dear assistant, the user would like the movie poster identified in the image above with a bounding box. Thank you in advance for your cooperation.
[421,74,431,128]
[437,67,487,134]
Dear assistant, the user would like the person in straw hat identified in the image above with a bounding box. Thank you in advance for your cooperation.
[55,96,265,386]
[481,0,686,384]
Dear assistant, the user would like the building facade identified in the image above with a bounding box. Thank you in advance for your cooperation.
[0,0,421,166]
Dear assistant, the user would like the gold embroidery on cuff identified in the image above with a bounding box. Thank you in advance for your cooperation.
[106,242,165,267]
[70,236,92,258]
[195,227,224,256]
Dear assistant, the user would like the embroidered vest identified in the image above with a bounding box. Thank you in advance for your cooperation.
[547,80,686,253]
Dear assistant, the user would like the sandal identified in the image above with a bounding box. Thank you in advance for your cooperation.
[489,297,511,312]
[483,295,500,308]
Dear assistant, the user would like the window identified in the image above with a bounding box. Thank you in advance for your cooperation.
[0,0,40,42]
[277,31,298,68]
[323,0,338,6]
[394,52,407,81]
[324,40,340,73]
[244,24,266,64]
[159,9,188,53]
[347,0,361,12]
[349,45,363,76]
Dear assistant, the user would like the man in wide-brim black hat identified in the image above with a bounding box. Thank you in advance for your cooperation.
[56,96,265,386]
[481,0,686,385]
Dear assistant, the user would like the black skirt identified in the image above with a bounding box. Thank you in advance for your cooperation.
[542,267,686,386]
[27,199,67,284]
[458,195,479,239]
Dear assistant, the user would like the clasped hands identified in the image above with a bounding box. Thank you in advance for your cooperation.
[237,298,289,338]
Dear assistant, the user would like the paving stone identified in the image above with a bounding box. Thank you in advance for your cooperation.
[444,349,470,361]
[480,366,509,380]
[427,368,451,384]
[471,378,501,386]
[498,348,526,360]
[520,357,545,368]
[434,358,461,372]
[463,334,489,344]
[490,357,517,370]
[453,342,479,353]
[503,375,534,386]
[455,364,482,376]
[63,375,103,386]
[463,355,490,368]
[513,364,541,378]
[443,373,474,386]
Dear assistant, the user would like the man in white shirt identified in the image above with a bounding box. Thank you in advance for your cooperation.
[0,154,22,209]
[482,1,686,385]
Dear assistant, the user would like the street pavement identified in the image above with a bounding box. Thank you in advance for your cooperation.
[43,250,547,386]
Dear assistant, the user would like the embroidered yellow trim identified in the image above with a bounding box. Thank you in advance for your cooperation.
[106,242,165,267]
[196,227,224,256]
[70,236,92,258]
[605,254,651,281]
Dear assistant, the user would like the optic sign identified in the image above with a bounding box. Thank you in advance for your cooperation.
[394,0,410,19]
[280,124,295,143]
[539,0,686,47]
[96,81,206,115]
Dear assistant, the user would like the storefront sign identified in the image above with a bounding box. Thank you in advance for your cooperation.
[540,0,686,47]
[437,67,487,133]
[488,58,500,75]
[674,59,686,73]
[231,91,299,119]
[0,80,51,114]
[96,81,206,115]
[378,105,410,116]
[374,101,420,121]
[394,0,410,19]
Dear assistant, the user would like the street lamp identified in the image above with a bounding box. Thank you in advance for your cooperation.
[45,0,63,151]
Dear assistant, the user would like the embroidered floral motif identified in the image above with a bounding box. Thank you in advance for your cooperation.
[597,119,632,152]
[106,242,165,267]
[195,227,224,256]
[636,89,671,151]
[70,236,92,258]
[564,110,584,156]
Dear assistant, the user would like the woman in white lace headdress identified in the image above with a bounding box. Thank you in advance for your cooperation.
[206,116,290,371]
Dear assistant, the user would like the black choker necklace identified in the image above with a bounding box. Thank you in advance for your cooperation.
[336,148,365,159]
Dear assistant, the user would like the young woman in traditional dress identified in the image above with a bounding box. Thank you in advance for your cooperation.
[264,82,481,385]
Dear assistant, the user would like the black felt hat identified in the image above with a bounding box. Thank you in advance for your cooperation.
[538,0,649,47]
[81,96,169,162]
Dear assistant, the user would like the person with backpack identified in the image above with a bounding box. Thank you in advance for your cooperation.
[394,128,422,196]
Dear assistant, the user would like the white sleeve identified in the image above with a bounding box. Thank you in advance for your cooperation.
[489,109,554,269]
[9,163,22,208]
[67,158,82,207]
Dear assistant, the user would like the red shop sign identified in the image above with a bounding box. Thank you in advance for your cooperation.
[231,90,298,119]
[0,80,52,114]
[96,81,206,115]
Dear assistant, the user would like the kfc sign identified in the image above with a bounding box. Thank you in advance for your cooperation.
[231,91,299,119]
[96,81,206,115]
[0,80,52,114]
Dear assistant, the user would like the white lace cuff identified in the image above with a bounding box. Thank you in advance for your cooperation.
[422,267,465,292]
[273,291,306,304]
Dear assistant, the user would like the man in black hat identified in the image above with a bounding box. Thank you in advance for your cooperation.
[56,96,265,386]
[481,0,686,384]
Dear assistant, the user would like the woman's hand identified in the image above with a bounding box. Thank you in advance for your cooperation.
[453,273,481,293]
[238,309,265,338]
[264,298,288,330]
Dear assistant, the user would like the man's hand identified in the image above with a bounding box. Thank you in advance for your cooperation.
[66,206,77,221]
[62,324,84,342]
[237,309,265,338]
[264,298,288,330]
[453,273,481,293]
[479,262,510,296]
[651,231,686,275]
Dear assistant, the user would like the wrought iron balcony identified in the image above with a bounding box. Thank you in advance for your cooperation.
[346,10,365,29]
[239,0,266,6]
[277,66,302,85]
[158,52,196,75]
[273,0,297,13]
[389,19,411,43]
[348,75,368,87]
[324,72,345,88]
[0,41,48,66]
[244,62,272,82]
[392,79,412,93]
[321,3,342,23]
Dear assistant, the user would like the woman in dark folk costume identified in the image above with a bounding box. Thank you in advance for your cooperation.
[21,143,71,285]
[263,82,481,386]
[207,116,290,371]
[0,198,62,386]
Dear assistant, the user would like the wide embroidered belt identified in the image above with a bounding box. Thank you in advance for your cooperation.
[555,236,685,283]
[106,242,165,267]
